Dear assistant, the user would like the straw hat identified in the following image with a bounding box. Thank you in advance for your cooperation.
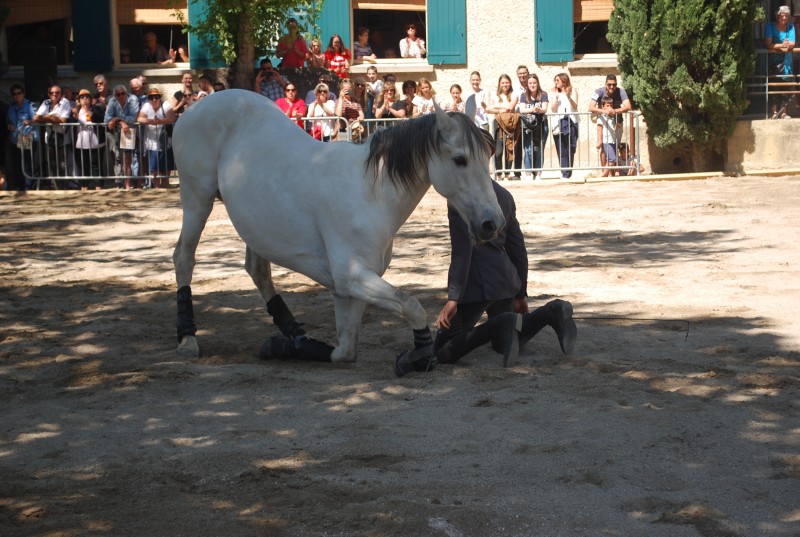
[78,89,92,97]
[147,87,162,97]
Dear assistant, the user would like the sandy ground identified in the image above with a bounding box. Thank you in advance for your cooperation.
[1,176,799,537]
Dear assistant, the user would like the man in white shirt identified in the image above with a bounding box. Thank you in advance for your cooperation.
[512,65,529,99]
[33,85,74,179]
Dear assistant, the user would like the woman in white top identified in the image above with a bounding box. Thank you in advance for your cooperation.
[412,78,437,117]
[487,74,519,180]
[137,88,177,188]
[549,72,579,178]
[307,83,337,142]
[73,88,104,189]
[399,23,426,58]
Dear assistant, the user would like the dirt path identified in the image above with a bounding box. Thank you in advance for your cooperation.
[1,176,799,536]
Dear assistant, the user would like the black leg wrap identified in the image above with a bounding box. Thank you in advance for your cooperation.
[266,295,307,339]
[176,285,197,343]
[413,327,433,349]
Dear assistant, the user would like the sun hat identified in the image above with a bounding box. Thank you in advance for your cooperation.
[78,89,92,97]
[147,87,162,97]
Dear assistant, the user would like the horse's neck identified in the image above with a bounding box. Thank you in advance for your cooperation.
[379,171,431,231]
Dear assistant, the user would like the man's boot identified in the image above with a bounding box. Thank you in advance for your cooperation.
[259,334,334,362]
[520,299,576,354]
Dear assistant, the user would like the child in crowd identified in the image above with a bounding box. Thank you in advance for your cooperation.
[366,66,383,95]
[596,97,622,177]
[618,143,644,176]
[443,84,465,113]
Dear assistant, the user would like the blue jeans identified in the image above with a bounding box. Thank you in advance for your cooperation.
[523,125,548,172]
[554,121,578,178]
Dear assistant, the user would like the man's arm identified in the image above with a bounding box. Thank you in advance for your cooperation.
[503,201,528,300]
[445,203,474,304]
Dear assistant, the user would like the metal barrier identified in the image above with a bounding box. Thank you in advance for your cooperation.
[13,111,641,190]
[17,122,175,190]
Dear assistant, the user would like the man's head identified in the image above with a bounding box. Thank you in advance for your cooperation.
[94,74,108,95]
[144,31,157,50]
[129,77,143,95]
[113,84,128,103]
[48,85,62,101]
[605,74,618,95]
[516,65,529,85]
[260,59,273,71]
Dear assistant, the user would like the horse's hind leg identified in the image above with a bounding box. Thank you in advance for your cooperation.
[245,247,334,361]
[173,187,216,358]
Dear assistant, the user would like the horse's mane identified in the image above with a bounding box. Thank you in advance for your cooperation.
[365,112,494,191]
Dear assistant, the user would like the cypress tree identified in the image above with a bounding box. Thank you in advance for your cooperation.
[607,0,759,171]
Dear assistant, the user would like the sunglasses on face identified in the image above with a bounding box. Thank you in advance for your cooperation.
[148,95,161,100]
[115,92,126,96]
[49,91,61,95]
[606,83,617,88]
[286,88,297,92]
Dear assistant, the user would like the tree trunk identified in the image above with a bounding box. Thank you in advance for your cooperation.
[231,9,255,90]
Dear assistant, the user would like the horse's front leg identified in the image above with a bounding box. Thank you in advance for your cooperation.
[340,267,435,375]
[330,294,366,363]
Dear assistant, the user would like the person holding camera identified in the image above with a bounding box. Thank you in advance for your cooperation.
[171,72,196,117]
[518,74,549,180]
[254,58,289,101]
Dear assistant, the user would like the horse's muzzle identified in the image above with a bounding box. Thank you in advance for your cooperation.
[475,218,502,243]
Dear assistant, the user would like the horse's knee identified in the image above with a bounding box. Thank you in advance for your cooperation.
[176,335,199,358]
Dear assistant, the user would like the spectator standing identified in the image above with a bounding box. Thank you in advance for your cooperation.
[93,74,111,110]
[428,181,577,373]
[399,23,426,58]
[517,74,549,180]
[412,78,437,117]
[307,83,337,142]
[105,84,140,189]
[373,83,407,120]
[306,38,326,68]
[765,5,795,77]
[353,77,372,119]
[354,26,377,61]
[275,83,307,128]
[512,65,529,98]
[143,31,175,64]
[550,72,579,179]
[443,84,465,113]
[137,88,176,189]
[465,71,490,131]
[73,88,105,190]
[335,80,365,139]
[276,18,308,68]
[596,97,623,177]
[254,58,289,101]
[171,72,196,117]
[33,85,73,180]
[305,73,337,105]
[487,74,519,180]
[400,79,417,117]
[128,77,147,178]
[6,84,38,191]
[587,74,630,166]
[325,34,351,78]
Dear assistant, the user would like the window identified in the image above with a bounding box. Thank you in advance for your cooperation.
[318,0,466,65]
[116,0,188,65]
[4,1,71,66]
[536,0,614,62]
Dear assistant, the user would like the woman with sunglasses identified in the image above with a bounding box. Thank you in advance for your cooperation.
[137,88,176,189]
[275,83,307,128]
[74,89,106,190]
[307,83,337,142]
[373,83,406,120]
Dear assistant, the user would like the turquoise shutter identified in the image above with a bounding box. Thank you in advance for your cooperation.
[319,0,351,53]
[427,0,467,65]
[535,1,573,62]
[189,0,226,68]
[72,0,112,71]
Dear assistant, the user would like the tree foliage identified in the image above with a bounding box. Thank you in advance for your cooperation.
[173,0,321,89]
[607,0,759,168]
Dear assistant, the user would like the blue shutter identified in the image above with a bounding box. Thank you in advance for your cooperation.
[72,0,112,71]
[189,0,226,68]
[535,1,573,62]
[427,0,466,65]
[319,0,350,53]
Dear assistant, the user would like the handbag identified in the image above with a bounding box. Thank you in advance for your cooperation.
[519,113,539,131]
[310,123,323,140]
[553,116,572,137]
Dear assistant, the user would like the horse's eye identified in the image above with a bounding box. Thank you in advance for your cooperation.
[453,155,467,167]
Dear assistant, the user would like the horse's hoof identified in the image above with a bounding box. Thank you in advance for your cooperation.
[330,352,357,364]
[176,336,199,358]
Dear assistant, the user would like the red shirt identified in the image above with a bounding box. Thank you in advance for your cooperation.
[325,48,351,78]
[276,97,307,128]
[276,35,308,68]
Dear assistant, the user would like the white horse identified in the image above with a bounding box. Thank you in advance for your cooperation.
[171,89,503,373]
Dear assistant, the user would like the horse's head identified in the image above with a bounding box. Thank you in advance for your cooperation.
[428,103,504,242]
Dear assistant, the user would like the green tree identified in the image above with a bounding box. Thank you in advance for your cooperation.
[174,0,321,90]
[607,0,759,171]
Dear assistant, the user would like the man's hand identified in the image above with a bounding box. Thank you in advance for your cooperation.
[437,300,458,330]
[513,298,529,315]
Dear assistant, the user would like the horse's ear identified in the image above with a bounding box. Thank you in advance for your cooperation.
[464,94,477,123]
[434,100,455,135]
